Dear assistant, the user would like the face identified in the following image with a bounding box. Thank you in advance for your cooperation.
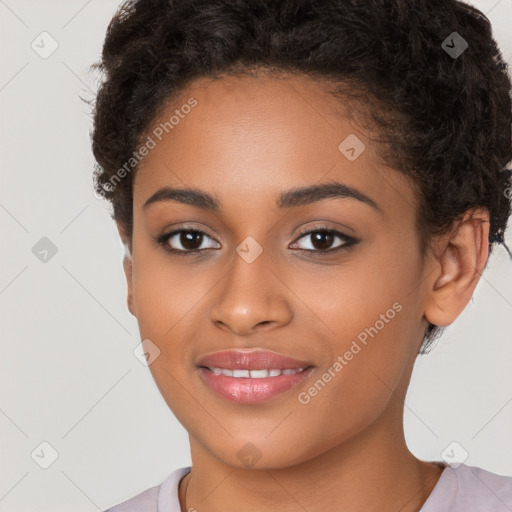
[124,73,432,469]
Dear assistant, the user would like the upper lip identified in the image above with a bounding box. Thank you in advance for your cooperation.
[196,349,314,370]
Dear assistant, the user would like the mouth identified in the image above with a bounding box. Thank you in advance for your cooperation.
[195,349,315,404]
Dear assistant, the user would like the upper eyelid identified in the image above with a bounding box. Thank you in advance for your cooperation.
[295,225,350,237]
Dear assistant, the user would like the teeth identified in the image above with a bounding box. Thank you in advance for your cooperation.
[249,369,269,378]
[233,369,250,378]
[209,367,306,378]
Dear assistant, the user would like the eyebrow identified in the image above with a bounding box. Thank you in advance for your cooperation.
[143,181,381,212]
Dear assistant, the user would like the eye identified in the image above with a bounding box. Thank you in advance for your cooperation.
[156,227,220,256]
[155,225,358,257]
[290,226,358,255]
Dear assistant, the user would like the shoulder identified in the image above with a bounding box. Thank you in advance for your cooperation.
[422,463,512,512]
[103,484,160,512]
[456,464,512,509]
[101,466,191,512]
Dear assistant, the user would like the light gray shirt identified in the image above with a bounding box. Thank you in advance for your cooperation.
[103,463,512,511]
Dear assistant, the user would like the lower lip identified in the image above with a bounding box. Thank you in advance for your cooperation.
[197,367,314,404]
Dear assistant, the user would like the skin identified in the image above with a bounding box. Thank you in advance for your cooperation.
[116,73,490,512]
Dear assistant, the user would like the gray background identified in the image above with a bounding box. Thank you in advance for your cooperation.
[1,1,511,510]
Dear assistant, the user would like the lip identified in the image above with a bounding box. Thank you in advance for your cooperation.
[197,366,314,404]
[196,349,313,370]
[195,349,315,404]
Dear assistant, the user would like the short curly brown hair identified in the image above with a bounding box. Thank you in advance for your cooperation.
[89,0,512,353]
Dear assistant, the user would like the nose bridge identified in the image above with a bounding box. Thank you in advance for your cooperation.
[210,239,292,334]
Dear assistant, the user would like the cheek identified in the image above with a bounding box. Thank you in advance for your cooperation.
[131,246,211,343]
[130,253,207,428]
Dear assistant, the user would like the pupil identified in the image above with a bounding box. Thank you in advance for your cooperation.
[312,231,333,250]
[181,231,202,250]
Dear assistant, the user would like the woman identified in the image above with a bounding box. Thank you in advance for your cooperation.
[91,0,512,510]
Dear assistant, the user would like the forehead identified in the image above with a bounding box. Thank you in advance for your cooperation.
[133,73,415,215]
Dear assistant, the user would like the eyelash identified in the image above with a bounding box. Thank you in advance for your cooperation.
[156,224,359,258]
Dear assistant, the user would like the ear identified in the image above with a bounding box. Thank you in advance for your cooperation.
[116,220,136,317]
[423,208,490,327]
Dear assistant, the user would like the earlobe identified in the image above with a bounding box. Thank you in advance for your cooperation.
[424,209,490,327]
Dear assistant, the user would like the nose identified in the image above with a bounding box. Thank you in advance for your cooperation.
[209,251,293,335]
